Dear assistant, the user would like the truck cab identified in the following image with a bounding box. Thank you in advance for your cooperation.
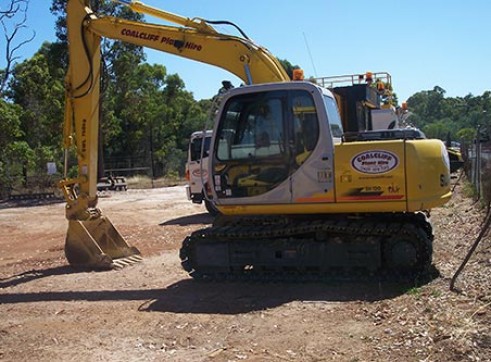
[185,130,217,214]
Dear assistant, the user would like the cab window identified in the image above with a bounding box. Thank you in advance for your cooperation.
[324,95,343,138]
[216,93,285,161]
[291,91,319,166]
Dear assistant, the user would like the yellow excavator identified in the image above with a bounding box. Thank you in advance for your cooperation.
[183,82,451,280]
[63,0,452,279]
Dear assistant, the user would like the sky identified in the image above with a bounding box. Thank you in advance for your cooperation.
[1,0,490,102]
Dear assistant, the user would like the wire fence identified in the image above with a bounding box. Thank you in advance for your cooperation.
[463,138,491,205]
[0,157,149,200]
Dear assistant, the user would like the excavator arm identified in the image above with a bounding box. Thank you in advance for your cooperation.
[60,0,289,269]
[70,0,289,86]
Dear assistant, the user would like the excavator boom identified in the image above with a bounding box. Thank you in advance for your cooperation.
[88,18,288,85]
[62,0,290,269]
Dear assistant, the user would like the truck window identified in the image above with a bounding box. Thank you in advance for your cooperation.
[190,134,211,161]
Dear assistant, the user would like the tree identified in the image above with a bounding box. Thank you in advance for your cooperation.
[0,0,35,96]
[0,99,22,148]
[0,98,39,193]
[277,58,300,80]
[422,120,453,140]
[456,128,476,144]
[152,72,206,176]
[8,43,64,150]
[1,41,65,191]
[406,85,491,144]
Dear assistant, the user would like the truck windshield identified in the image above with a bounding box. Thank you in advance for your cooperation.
[190,134,211,161]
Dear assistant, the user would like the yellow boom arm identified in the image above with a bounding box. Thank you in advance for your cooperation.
[60,0,289,269]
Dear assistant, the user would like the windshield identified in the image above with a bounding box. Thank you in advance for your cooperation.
[215,92,286,161]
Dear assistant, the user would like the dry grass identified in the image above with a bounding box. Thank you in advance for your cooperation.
[125,175,186,189]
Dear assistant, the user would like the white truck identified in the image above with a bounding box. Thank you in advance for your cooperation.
[185,130,218,215]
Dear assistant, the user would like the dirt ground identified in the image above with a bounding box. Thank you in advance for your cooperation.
[0,178,490,362]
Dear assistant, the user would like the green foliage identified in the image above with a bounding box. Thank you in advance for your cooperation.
[456,128,476,144]
[1,42,65,191]
[407,87,491,143]
[0,100,25,193]
[1,141,36,193]
[277,58,300,80]
[407,287,422,298]
[8,46,65,149]
[6,141,36,170]
[0,100,23,148]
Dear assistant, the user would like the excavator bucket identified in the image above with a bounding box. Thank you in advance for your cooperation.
[65,217,142,269]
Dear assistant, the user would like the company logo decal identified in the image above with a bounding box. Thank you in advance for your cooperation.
[120,29,203,51]
[192,169,207,178]
[351,150,399,174]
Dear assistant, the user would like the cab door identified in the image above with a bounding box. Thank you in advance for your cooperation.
[289,90,337,204]
[212,90,293,204]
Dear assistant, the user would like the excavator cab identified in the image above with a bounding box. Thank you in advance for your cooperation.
[210,81,340,211]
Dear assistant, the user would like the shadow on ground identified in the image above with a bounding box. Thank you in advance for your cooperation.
[160,213,214,226]
[0,197,64,210]
[0,266,79,289]
[0,266,439,314]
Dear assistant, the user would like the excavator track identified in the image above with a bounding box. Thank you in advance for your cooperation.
[179,212,434,282]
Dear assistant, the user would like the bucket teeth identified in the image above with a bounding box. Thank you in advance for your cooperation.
[111,255,143,269]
